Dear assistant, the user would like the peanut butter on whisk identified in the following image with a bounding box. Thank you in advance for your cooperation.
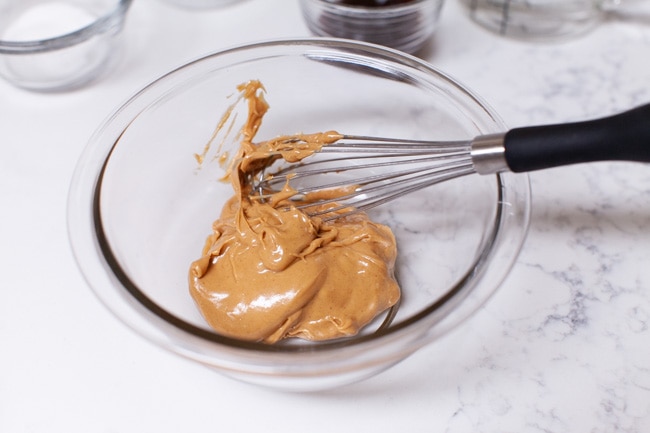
[188,80,400,343]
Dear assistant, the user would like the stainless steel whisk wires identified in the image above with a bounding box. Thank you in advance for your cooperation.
[253,134,505,219]
[253,103,650,221]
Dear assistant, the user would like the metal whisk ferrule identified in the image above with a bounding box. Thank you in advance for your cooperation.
[469,133,508,175]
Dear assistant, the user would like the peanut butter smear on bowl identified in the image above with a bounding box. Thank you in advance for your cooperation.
[188,80,401,344]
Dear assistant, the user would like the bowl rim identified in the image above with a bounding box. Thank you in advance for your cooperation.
[68,37,531,361]
[0,0,133,54]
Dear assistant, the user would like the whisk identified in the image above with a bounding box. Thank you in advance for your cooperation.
[254,103,650,220]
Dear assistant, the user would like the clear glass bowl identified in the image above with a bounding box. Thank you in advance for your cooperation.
[0,0,132,91]
[67,38,531,391]
[299,0,445,54]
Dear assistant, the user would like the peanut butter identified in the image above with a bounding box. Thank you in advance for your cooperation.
[189,80,400,343]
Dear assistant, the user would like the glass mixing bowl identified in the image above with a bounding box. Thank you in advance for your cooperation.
[67,38,530,391]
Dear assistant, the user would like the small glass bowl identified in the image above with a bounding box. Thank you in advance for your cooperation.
[299,0,445,54]
[0,0,132,91]
[67,38,530,391]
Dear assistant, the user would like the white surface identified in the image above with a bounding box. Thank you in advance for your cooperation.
[1,0,649,431]
[2,3,95,41]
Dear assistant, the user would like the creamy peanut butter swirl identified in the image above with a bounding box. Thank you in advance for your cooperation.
[189,80,400,343]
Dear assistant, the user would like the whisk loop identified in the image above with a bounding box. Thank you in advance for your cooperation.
[251,103,650,221]
[253,135,479,220]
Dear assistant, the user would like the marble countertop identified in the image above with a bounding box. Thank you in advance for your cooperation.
[1,0,649,431]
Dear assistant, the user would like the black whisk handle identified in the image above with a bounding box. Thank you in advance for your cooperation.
[503,103,650,173]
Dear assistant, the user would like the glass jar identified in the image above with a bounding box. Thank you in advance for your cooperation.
[459,0,650,41]
[299,0,446,54]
